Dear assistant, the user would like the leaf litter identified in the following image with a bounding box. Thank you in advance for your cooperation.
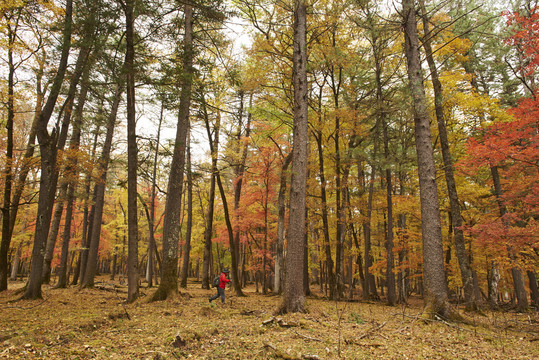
[1,277,537,359]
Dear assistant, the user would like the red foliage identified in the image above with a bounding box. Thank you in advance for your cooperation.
[504,5,539,76]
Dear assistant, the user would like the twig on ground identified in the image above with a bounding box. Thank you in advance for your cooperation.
[357,321,387,340]
[263,342,300,360]
[5,298,48,310]
[293,329,322,342]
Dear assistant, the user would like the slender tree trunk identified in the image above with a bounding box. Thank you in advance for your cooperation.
[274,154,292,294]
[232,91,251,291]
[215,172,244,297]
[151,4,193,301]
[23,0,73,299]
[364,144,378,300]
[9,240,22,281]
[0,13,17,291]
[57,63,91,288]
[279,0,308,314]
[201,98,218,290]
[527,271,538,308]
[180,126,192,288]
[315,131,335,300]
[125,0,139,303]
[81,84,123,288]
[402,0,456,320]
[369,22,396,305]
[490,165,528,311]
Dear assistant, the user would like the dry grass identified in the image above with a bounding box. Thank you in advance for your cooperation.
[1,277,537,359]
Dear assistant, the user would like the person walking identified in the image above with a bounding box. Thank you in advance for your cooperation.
[209,268,230,304]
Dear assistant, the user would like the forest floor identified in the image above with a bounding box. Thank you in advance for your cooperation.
[1,277,538,359]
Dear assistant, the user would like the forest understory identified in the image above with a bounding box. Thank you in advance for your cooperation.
[1,277,537,360]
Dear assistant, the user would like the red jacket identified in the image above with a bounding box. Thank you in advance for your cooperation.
[219,272,230,289]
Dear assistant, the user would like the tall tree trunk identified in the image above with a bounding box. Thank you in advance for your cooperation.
[419,0,477,311]
[151,4,193,301]
[402,0,456,320]
[57,64,91,288]
[369,19,396,305]
[147,105,163,287]
[490,165,528,311]
[75,126,100,285]
[314,131,335,300]
[279,0,308,314]
[81,84,123,288]
[180,126,192,288]
[232,91,251,291]
[201,97,218,290]
[215,172,244,297]
[42,44,92,284]
[2,61,43,289]
[125,0,139,303]
[0,11,17,291]
[382,119,396,306]
[23,0,73,299]
[274,154,292,294]
[363,141,378,300]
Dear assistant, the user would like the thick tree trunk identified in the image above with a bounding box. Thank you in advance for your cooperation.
[279,0,308,314]
[419,0,477,311]
[81,84,123,288]
[23,0,73,299]
[151,4,193,301]
[402,0,456,320]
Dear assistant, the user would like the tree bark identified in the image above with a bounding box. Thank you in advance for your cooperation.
[151,4,193,301]
[314,130,335,299]
[418,0,477,311]
[232,91,251,291]
[125,0,139,303]
[81,84,123,288]
[279,0,308,314]
[201,96,218,290]
[23,0,73,299]
[274,153,292,294]
[490,165,528,311]
[0,11,17,291]
[57,63,91,288]
[402,0,456,320]
[42,44,92,284]
[180,125,192,288]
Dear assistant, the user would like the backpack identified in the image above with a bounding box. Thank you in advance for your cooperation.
[212,275,220,288]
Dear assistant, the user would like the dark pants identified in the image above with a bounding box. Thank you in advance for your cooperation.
[210,287,225,303]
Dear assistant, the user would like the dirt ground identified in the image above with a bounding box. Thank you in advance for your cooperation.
[1,277,538,359]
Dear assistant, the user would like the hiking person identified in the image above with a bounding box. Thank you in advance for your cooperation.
[209,268,230,304]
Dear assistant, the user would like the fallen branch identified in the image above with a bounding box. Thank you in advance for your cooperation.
[293,330,322,342]
[264,342,300,360]
[356,321,387,340]
[5,298,48,310]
